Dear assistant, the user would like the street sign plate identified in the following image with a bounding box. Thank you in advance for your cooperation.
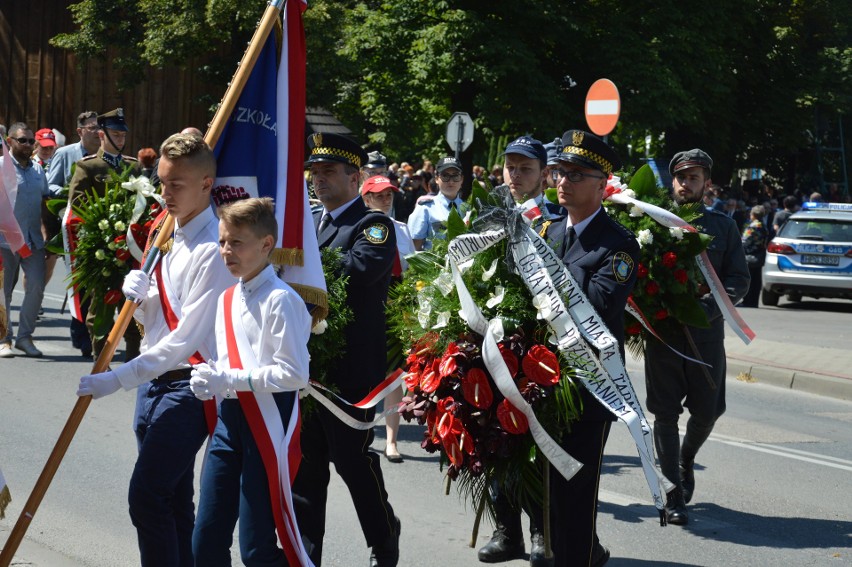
[446,112,474,152]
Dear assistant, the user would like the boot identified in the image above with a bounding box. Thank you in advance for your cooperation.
[528,531,553,567]
[665,487,689,526]
[478,524,524,563]
[680,458,695,504]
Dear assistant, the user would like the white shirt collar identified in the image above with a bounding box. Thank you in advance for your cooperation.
[323,195,362,220]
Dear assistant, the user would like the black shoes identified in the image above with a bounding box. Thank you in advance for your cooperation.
[529,531,554,567]
[665,487,689,526]
[680,459,695,504]
[369,516,401,567]
[477,528,525,563]
[591,542,610,567]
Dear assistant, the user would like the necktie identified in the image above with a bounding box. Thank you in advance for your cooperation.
[566,225,577,252]
[317,213,332,235]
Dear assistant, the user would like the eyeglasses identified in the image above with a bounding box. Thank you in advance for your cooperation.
[554,169,606,182]
[12,137,36,145]
[439,173,462,182]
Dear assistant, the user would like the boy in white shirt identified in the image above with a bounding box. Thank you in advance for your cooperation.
[189,197,313,566]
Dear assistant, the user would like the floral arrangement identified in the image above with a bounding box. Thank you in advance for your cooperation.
[306,246,353,388]
[66,172,162,338]
[603,165,712,356]
[386,185,585,529]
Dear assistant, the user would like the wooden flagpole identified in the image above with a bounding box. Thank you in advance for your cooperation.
[0,2,286,564]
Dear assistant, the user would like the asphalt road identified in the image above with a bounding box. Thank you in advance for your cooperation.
[1,276,850,566]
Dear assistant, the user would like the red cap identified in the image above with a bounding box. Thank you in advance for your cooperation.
[361,175,399,195]
[35,128,57,147]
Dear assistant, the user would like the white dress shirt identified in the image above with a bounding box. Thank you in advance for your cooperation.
[113,206,236,389]
[215,264,312,398]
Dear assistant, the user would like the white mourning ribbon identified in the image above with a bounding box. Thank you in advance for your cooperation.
[121,175,165,262]
[624,298,710,367]
[448,230,584,482]
[448,227,671,512]
[301,380,402,431]
[607,188,755,345]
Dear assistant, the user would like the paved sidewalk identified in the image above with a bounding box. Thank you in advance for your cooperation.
[725,335,852,401]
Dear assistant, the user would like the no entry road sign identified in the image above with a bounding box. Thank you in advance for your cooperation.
[585,79,620,136]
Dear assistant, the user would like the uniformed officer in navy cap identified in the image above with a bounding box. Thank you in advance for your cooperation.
[543,137,563,191]
[67,107,140,204]
[541,129,638,567]
[407,156,465,250]
[644,147,749,527]
[294,132,401,567]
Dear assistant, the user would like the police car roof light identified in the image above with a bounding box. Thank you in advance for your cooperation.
[801,202,852,212]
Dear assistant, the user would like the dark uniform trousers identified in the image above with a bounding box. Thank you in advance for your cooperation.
[293,198,399,566]
[293,395,396,566]
[543,208,639,567]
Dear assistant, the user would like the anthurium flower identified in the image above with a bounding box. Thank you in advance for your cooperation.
[461,368,493,409]
[432,311,450,329]
[485,286,505,309]
[420,359,442,393]
[522,345,560,386]
[498,343,519,377]
[532,293,552,320]
[439,343,460,378]
[497,399,529,434]
[482,258,498,281]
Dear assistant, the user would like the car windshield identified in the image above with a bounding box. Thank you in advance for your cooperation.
[779,217,852,243]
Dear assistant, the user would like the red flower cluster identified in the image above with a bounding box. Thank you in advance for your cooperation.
[401,332,562,478]
[662,252,678,268]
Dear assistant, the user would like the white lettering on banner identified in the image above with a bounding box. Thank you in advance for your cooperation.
[234,106,278,135]
[448,230,505,265]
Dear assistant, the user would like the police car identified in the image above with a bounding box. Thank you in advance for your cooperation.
[761,202,852,305]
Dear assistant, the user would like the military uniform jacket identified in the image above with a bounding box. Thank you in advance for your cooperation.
[544,208,640,421]
[688,208,750,343]
[314,198,397,396]
[67,148,141,204]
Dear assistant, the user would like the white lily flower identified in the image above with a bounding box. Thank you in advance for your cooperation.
[532,293,552,320]
[482,258,499,281]
[485,286,505,309]
[432,311,450,329]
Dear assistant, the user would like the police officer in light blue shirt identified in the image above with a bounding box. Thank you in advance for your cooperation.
[407,156,465,250]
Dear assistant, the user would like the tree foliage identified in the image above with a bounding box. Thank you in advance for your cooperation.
[52,0,851,192]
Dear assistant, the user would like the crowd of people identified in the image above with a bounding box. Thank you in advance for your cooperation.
[0,108,837,567]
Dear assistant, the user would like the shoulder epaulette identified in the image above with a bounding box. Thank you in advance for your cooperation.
[416,195,437,205]
[80,154,98,161]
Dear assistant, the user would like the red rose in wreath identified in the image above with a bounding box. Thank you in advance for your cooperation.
[662,252,678,269]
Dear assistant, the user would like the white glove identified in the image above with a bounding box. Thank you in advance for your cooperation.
[77,370,122,399]
[190,362,256,400]
[122,269,150,302]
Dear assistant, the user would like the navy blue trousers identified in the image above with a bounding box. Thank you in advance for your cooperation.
[130,380,208,567]
[193,395,296,567]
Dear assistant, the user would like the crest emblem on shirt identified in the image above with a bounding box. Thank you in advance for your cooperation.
[613,251,634,283]
[365,223,389,244]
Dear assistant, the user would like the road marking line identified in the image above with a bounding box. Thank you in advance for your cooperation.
[706,431,852,472]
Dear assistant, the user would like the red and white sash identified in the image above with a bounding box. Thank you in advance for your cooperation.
[222,286,313,567]
[61,205,83,321]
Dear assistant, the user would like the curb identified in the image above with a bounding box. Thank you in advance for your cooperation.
[727,359,852,402]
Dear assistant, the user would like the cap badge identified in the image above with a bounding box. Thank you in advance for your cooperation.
[572,131,584,146]
[116,108,124,118]
[312,132,323,147]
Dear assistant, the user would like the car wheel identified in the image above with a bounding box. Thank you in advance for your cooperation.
[761,288,780,306]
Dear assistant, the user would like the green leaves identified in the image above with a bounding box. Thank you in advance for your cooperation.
[627,164,658,199]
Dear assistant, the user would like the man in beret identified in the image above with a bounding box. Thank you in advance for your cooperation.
[477,136,564,566]
[541,129,639,567]
[407,156,465,250]
[644,149,749,526]
[293,132,401,567]
[66,108,142,360]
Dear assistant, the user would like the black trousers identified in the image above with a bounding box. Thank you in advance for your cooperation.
[549,419,611,567]
[292,399,396,566]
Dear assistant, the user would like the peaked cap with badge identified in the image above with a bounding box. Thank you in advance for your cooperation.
[543,137,563,166]
[558,129,621,175]
[436,156,462,173]
[97,108,129,132]
[305,132,368,169]
[668,148,713,175]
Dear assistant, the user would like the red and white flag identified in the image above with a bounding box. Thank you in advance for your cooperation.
[0,139,31,258]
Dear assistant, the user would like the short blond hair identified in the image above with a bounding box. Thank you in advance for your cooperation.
[159,133,216,178]
[218,197,278,246]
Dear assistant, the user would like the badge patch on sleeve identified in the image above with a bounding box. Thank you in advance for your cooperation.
[365,223,389,244]
[613,252,634,283]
